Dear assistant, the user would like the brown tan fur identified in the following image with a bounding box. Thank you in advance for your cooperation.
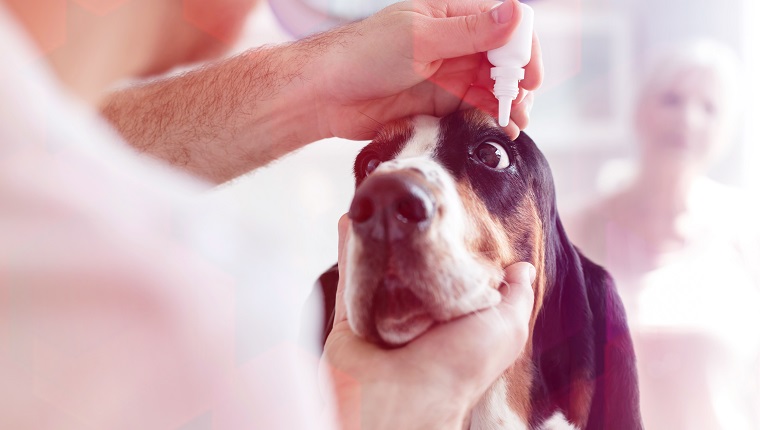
[568,378,595,427]
[457,180,552,424]
[504,353,535,423]
[458,181,514,271]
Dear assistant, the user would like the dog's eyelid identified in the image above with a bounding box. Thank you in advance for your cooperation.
[357,150,381,170]
[365,158,382,176]
[471,141,511,170]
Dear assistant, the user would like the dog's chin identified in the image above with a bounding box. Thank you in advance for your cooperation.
[371,276,503,348]
[376,312,436,347]
[370,276,435,347]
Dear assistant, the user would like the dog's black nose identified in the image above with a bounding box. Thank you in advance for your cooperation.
[349,172,435,241]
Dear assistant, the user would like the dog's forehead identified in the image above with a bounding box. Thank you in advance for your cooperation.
[365,111,503,162]
[393,112,501,158]
[355,110,538,191]
[395,116,441,159]
[457,109,501,129]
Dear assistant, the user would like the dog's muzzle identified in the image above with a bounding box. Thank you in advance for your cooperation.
[344,161,503,347]
[346,169,439,345]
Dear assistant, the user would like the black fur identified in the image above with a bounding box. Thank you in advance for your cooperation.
[314,112,642,429]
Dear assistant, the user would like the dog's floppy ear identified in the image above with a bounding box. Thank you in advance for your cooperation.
[512,132,641,428]
[301,264,338,352]
[579,251,642,429]
[532,215,642,429]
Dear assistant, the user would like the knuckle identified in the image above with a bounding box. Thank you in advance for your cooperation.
[461,15,483,51]
[463,14,479,35]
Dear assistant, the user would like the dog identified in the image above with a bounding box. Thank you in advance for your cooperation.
[314,109,642,429]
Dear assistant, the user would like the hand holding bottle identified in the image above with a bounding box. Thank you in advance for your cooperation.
[306,0,544,141]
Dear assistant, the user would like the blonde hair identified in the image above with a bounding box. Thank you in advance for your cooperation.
[637,39,743,118]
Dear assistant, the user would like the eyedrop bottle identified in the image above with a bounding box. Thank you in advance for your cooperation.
[487,2,534,127]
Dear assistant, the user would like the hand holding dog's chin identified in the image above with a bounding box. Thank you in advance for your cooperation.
[308,0,543,142]
[321,216,536,430]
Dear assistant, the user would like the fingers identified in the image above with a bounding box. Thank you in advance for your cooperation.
[460,47,536,139]
[503,121,520,141]
[323,215,378,371]
[514,86,527,104]
[337,213,350,264]
[400,262,536,396]
[509,90,533,131]
[415,0,522,61]
[333,214,350,325]
[521,32,544,90]
[461,84,498,113]
[498,262,536,318]
[461,85,533,140]
[432,0,503,17]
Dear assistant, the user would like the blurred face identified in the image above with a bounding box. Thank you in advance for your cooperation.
[635,68,731,172]
[144,0,259,75]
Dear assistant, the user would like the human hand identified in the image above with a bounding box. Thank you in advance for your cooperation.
[320,215,535,430]
[308,0,543,141]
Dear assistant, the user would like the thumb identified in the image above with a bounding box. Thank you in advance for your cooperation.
[494,262,536,343]
[415,0,523,61]
[400,262,536,393]
[499,261,536,318]
[333,214,351,325]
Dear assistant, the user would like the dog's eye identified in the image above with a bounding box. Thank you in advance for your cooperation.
[474,142,510,170]
[365,158,381,176]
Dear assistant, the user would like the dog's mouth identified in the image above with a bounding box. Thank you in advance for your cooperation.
[365,269,503,347]
[372,275,436,346]
[347,221,506,348]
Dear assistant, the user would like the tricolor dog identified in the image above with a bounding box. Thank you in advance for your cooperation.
[315,109,642,429]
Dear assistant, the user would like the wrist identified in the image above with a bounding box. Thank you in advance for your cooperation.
[289,22,371,142]
[101,44,330,183]
[353,384,469,430]
[235,44,328,150]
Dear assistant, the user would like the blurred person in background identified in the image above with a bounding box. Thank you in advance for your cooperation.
[568,39,760,429]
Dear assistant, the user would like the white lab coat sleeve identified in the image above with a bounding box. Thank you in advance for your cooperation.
[0,7,336,424]
[0,142,335,430]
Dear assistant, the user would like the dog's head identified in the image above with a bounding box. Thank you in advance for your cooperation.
[344,109,561,347]
[329,109,641,427]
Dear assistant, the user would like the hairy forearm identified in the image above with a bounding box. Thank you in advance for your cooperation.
[101,42,330,183]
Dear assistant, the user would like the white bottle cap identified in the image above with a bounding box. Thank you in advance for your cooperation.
[487,3,533,128]
[491,67,525,127]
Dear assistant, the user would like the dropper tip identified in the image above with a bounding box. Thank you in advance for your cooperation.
[498,98,512,127]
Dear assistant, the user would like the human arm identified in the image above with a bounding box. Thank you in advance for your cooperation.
[320,215,535,430]
[101,0,543,184]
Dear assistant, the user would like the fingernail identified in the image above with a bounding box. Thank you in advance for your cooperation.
[491,0,514,24]
[528,264,536,284]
